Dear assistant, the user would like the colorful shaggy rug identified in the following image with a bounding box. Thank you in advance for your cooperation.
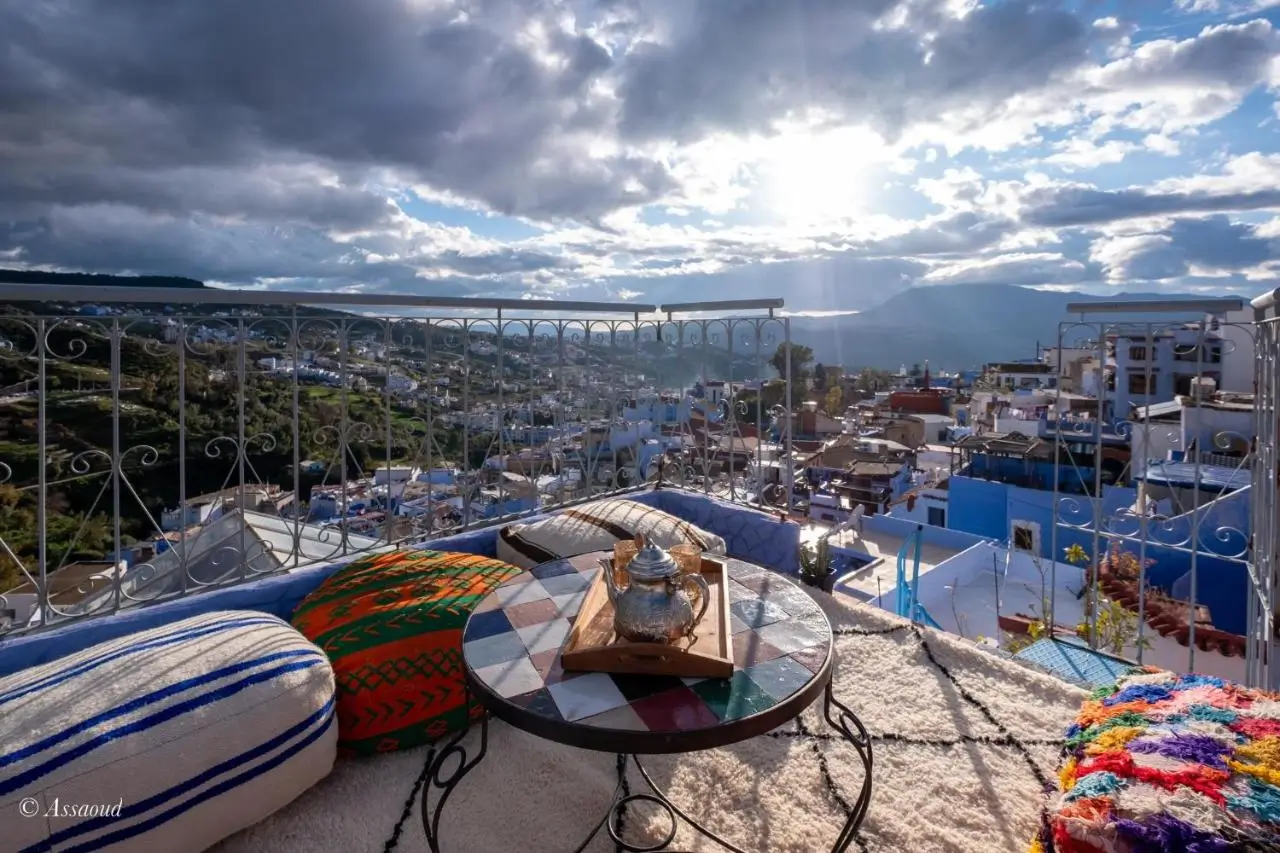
[1034,670,1280,852]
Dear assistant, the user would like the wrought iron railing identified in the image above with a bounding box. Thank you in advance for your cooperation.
[0,285,795,636]
[1029,297,1272,687]
[1248,288,1280,690]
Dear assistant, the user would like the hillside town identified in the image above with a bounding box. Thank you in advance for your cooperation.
[0,296,1258,690]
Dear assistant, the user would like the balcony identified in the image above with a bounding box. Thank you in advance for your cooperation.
[1037,415,1128,443]
[0,286,1274,853]
[0,287,802,635]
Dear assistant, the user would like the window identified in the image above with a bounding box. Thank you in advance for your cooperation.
[1128,346,1147,361]
[1012,525,1035,552]
[927,506,946,527]
[1128,373,1151,394]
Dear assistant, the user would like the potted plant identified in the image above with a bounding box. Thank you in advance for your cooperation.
[799,536,838,593]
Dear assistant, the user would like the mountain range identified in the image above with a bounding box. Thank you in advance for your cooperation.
[0,269,1233,371]
[787,284,1238,371]
[0,269,205,290]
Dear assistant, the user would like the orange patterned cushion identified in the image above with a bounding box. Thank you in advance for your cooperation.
[291,549,522,755]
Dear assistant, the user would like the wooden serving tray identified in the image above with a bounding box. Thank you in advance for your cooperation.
[560,555,734,679]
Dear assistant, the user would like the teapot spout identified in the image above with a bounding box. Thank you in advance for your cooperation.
[599,558,621,605]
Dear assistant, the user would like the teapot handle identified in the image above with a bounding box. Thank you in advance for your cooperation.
[682,573,711,627]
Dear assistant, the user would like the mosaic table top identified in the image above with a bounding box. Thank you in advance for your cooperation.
[462,551,834,752]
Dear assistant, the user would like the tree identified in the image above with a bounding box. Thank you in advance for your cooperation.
[855,368,893,393]
[769,343,814,384]
[812,362,826,390]
[823,385,843,417]
[0,485,116,597]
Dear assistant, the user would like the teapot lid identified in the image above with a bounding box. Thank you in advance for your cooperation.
[624,535,677,581]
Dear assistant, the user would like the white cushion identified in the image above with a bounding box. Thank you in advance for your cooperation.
[497,498,727,569]
[0,611,337,853]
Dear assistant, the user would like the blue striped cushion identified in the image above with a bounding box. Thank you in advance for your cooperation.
[0,611,337,853]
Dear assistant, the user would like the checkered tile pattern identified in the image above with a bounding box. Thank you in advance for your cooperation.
[462,552,832,734]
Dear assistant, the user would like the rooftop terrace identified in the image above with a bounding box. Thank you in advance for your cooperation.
[2,286,1279,852]
[827,522,969,603]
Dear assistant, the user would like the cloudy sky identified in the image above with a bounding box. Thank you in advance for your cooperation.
[1,0,1279,313]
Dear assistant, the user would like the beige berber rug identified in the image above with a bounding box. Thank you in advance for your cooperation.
[215,591,1087,853]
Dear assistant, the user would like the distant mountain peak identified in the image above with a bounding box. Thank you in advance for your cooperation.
[788,284,1229,370]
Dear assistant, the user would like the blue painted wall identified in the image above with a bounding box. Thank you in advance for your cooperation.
[948,472,1251,636]
[477,495,538,519]
[949,472,1138,559]
[963,455,1097,493]
[947,475,1011,542]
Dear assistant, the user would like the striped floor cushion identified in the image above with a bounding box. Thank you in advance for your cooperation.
[0,611,337,853]
[496,498,727,570]
[291,549,523,755]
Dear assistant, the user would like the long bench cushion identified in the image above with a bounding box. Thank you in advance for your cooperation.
[291,549,523,755]
[0,611,337,853]
[1033,669,1280,852]
[496,498,726,570]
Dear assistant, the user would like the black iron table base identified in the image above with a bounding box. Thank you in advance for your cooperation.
[420,682,872,853]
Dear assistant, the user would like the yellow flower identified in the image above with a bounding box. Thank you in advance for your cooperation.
[1064,544,1089,565]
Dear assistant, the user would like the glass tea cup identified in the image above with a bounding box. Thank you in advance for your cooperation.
[669,542,706,616]
[669,542,704,577]
[612,539,640,584]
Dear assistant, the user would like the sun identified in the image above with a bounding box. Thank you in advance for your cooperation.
[758,126,884,225]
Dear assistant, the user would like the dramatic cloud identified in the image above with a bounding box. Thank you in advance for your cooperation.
[1090,215,1280,282]
[0,0,1278,309]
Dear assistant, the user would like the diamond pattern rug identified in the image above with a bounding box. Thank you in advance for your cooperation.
[216,586,1087,853]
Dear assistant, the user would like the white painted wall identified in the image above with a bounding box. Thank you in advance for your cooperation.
[1181,405,1252,455]
[1126,633,1247,684]
[1129,402,1251,476]
[886,487,949,526]
[1219,308,1254,394]
[871,542,1087,644]
[994,414,1040,433]
[1043,347,1093,374]
[1129,426,1181,479]
[2,592,37,627]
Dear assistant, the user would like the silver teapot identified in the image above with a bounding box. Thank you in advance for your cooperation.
[602,536,710,644]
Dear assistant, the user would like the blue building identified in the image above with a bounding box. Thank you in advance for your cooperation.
[945,431,1252,639]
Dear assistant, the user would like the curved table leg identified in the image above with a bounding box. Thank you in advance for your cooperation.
[822,681,874,853]
[570,753,751,853]
[419,682,872,853]
[420,711,489,853]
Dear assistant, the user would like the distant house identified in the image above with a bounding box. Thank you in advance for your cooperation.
[373,466,420,487]
[1108,321,1225,414]
[983,361,1055,390]
[793,402,843,438]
